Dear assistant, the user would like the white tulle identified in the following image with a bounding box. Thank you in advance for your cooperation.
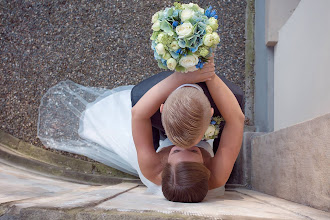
[37,80,162,194]
[38,80,224,197]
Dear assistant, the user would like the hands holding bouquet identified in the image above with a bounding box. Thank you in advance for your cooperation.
[151,2,220,73]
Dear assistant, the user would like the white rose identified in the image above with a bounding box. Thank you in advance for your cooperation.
[155,43,165,55]
[208,17,219,31]
[175,22,193,38]
[170,41,180,51]
[152,12,159,23]
[212,32,220,44]
[179,54,199,69]
[167,58,177,70]
[152,20,160,31]
[185,66,198,73]
[181,9,195,22]
[205,125,216,138]
[203,34,213,47]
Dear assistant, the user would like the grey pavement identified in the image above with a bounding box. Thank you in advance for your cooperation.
[1,158,329,220]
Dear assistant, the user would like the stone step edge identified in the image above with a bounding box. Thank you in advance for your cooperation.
[1,206,236,220]
[0,130,138,179]
[0,144,142,186]
[0,130,141,185]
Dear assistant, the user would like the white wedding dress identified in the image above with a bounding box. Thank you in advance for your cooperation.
[38,80,224,197]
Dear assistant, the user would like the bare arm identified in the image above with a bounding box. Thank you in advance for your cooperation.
[206,58,245,189]
[132,68,215,184]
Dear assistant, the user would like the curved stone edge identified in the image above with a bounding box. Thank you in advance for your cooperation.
[0,130,140,185]
[0,206,268,220]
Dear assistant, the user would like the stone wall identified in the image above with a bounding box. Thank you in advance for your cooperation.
[251,113,330,212]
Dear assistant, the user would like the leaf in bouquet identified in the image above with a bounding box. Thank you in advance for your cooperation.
[187,17,198,26]
[200,56,209,63]
[196,37,204,47]
[154,50,161,60]
[178,39,187,48]
[157,60,167,69]
[172,9,180,19]
[169,50,180,59]
[190,46,199,53]
[151,40,157,50]
[163,7,174,19]
[150,31,161,41]
[160,20,173,34]
[175,65,186,72]
[186,35,197,48]
[205,47,214,58]
[186,35,203,50]
[196,22,207,35]
[192,23,198,35]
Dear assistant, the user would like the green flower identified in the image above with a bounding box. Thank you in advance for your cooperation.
[206,25,213,34]
[163,52,171,60]
[157,33,174,46]
[198,46,209,57]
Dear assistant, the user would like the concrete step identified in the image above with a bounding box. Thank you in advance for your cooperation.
[1,160,329,220]
[0,130,140,186]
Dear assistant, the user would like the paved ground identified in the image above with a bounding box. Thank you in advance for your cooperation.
[1,159,329,220]
[0,0,247,150]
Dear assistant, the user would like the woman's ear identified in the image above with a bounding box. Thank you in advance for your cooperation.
[160,104,164,113]
[210,107,214,117]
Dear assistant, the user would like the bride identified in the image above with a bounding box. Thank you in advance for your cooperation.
[38,57,244,203]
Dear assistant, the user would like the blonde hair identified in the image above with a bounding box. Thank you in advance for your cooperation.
[162,87,211,148]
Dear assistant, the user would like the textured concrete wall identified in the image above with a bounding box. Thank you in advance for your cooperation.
[273,0,330,130]
[251,113,330,212]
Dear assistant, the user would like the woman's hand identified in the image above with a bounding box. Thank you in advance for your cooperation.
[173,58,215,84]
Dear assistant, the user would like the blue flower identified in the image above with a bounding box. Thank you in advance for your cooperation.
[161,59,167,66]
[211,120,216,125]
[196,59,205,69]
[210,10,216,17]
[172,21,179,28]
[176,48,186,55]
[205,6,212,17]
[205,6,218,19]
[189,46,199,53]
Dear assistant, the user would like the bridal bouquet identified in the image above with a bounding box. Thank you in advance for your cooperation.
[150,2,220,73]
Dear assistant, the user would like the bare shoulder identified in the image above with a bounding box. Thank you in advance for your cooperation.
[137,148,170,186]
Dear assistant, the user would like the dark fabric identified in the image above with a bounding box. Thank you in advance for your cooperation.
[131,71,244,154]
